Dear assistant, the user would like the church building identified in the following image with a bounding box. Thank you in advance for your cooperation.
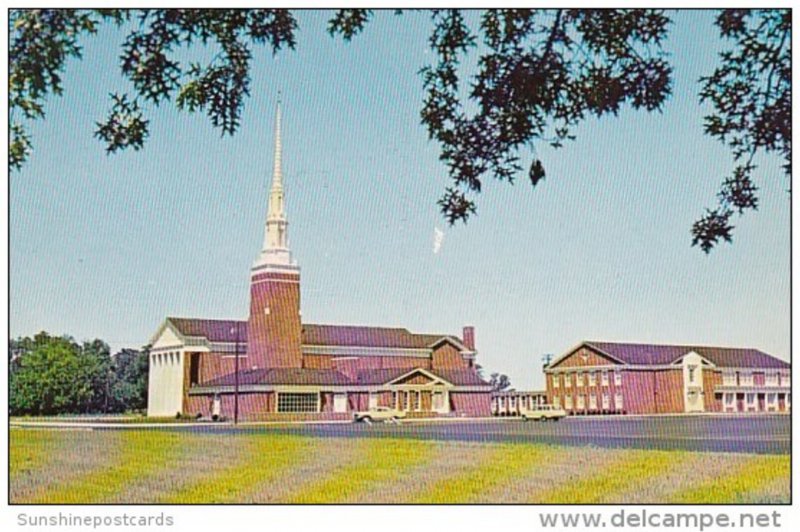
[147,102,492,421]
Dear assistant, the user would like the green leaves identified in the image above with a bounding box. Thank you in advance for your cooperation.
[694,9,790,252]
[9,333,149,415]
[423,9,673,225]
[328,9,373,40]
[9,123,32,171]
[7,9,789,253]
[94,93,150,153]
[9,9,298,168]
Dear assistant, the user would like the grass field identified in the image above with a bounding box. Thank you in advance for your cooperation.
[10,427,789,504]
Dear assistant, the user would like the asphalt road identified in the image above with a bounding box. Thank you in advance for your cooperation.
[157,415,790,454]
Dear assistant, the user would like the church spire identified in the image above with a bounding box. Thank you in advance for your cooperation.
[271,96,283,191]
[253,97,296,271]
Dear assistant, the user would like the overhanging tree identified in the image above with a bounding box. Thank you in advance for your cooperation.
[8,8,790,252]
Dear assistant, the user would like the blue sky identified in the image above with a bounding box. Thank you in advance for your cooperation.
[10,10,789,389]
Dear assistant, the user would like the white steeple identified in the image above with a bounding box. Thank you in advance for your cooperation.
[253,97,297,273]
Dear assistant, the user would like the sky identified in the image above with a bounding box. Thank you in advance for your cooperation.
[10,10,790,389]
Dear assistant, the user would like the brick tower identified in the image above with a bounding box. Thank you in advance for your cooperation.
[248,99,303,369]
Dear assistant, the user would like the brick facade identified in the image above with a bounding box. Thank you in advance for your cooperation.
[544,342,790,416]
[247,270,302,369]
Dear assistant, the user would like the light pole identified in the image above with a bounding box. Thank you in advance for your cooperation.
[232,323,241,425]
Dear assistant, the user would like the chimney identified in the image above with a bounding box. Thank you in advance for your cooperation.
[462,326,475,351]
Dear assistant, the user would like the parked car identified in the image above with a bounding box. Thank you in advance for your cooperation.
[520,404,567,421]
[353,406,406,423]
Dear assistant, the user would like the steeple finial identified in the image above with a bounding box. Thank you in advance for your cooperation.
[253,95,296,272]
[272,97,283,189]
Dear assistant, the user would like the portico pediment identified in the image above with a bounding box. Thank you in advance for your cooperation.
[386,368,453,387]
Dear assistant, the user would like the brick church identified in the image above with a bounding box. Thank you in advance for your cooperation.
[147,102,492,420]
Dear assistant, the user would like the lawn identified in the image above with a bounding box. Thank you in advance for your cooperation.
[9,427,789,504]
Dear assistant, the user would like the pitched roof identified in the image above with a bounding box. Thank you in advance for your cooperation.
[166,318,464,350]
[203,368,352,387]
[435,369,493,386]
[201,366,490,388]
[585,341,789,369]
[167,318,247,343]
[301,324,462,349]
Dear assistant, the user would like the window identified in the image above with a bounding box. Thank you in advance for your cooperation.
[552,374,559,388]
[368,393,379,409]
[576,373,584,387]
[433,392,447,413]
[765,372,778,386]
[333,393,348,413]
[565,395,572,409]
[688,365,696,383]
[725,393,735,404]
[565,374,572,388]
[722,370,736,386]
[589,394,597,410]
[553,396,560,408]
[601,371,609,386]
[615,392,623,410]
[577,395,585,409]
[602,393,609,409]
[189,354,200,386]
[588,372,596,386]
[780,372,790,387]
[277,393,319,413]
[740,372,753,386]
[614,371,622,386]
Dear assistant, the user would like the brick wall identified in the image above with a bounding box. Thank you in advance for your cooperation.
[431,343,469,370]
[622,370,656,414]
[185,392,274,419]
[653,369,684,413]
[449,392,491,417]
[703,370,723,412]
[248,270,302,369]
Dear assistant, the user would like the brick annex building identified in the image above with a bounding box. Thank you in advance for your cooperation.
[147,103,492,420]
[545,341,791,415]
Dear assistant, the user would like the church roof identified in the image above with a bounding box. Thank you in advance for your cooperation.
[301,324,463,349]
[204,368,353,387]
[167,318,246,343]
[202,366,490,388]
[165,317,465,350]
[553,341,789,369]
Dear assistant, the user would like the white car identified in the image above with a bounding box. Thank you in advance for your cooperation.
[520,404,567,421]
[353,406,406,423]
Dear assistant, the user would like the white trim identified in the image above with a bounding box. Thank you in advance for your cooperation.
[189,383,488,395]
[427,336,468,351]
[148,319,187,348]
[547,342,628,369]
[671,352,717,368]
[250,276,301,284]
[385,367,454,387]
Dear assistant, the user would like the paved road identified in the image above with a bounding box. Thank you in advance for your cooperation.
[148,415,790,454]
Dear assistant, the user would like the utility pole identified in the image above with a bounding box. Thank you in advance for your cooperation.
[233,323,240,425]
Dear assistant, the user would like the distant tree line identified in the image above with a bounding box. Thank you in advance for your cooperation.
[9,332,149,416]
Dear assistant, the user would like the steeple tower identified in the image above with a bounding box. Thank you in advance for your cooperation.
[254,97,295,270]
[248,97,302,369]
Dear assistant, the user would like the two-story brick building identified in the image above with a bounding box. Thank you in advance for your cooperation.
[545,341,790,415]
[147,101,492,420]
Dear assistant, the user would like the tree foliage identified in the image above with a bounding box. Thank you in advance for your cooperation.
[475,363,512,392]
[8,8,791,252]
[9,332,149,416]
[692,9,791,252]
